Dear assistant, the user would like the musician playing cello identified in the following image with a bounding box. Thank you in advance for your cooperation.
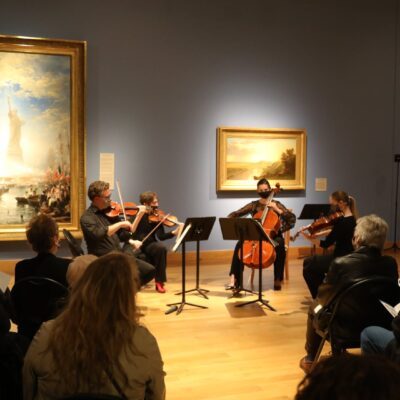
[132,191,183,293]
[227,178,296,291]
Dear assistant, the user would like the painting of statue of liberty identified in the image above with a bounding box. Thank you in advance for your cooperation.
[217,127,307,191]
[0,35,86,240]
[0,51,71,226]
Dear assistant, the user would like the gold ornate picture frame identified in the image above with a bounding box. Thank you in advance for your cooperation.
[217,127,306,191]
[0,35,86,240]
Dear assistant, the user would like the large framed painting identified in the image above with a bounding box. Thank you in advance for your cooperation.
[217,127,306,191]
[0,35,86,240]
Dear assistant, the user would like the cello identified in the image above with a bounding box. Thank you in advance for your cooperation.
[242,183,282,269]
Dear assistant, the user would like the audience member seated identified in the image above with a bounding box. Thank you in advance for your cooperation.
[23,252,166,400]
[0,288,30,400]
[361,313,400,362]
[15,214,71,287]
[299,214,398,373]
[295,354,400,400]
[66,254,97,288]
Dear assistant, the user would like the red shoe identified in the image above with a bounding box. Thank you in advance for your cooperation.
[156,282,166,293]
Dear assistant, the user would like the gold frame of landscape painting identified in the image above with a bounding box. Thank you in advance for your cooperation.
[0,35,86,241]
[217,127,306,191]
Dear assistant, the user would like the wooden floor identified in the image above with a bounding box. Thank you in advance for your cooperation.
[138,257,312,400]
[138,249,400,400]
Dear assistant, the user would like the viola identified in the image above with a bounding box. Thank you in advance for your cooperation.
[148,207,181,227]
[242,183,282,269]
[290,210,344,242]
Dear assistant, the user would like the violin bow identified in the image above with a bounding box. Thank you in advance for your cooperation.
[141,213,171,245]
[115,181,128,222]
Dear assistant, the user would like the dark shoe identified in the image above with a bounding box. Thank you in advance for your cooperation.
[224,284,235,290]
[273,279,282,291]
[299,356,313,374]
[156,282,166,293]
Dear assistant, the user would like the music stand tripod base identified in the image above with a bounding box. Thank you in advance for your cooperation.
[167,217,216,315]
[219,218,277,312]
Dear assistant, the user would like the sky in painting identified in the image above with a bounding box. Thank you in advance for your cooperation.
[0,51,70,178]
[226,137,296,163]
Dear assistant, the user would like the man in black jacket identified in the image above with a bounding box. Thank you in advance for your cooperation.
[80,180,155,286]
[300,214,398,373]
[15,214,71,287]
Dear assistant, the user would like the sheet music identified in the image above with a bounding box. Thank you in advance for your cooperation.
[171,224,192,253]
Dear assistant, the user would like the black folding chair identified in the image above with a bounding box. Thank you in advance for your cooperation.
[313,276,400,367]
[11,277,68,340]
[63,229,85,258]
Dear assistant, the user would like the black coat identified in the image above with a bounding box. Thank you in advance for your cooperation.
[317,246,398,308]
[15,253,70,288]
[315,246,399,339]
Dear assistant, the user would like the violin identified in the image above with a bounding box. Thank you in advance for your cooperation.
[148,207,181,227]
[105,201,140,218]
[290,210,344,242]
[242,183,282,269]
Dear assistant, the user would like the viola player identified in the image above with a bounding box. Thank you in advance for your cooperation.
[132,191,183,293]
[301,190,358,298]
[227,178,296,291]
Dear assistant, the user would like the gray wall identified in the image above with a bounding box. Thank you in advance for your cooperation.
[1,0,399,258]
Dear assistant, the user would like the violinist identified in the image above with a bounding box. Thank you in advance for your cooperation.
[132,191,183,293]
[302,190,358,298]
[80,180,156,286]
[227,178,296,291]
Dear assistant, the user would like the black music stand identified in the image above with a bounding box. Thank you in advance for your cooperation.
[175,217,216,299]
[167,218,214,315]
[297,204,331,257]
[219,218,276,311]
[298,204,331,220]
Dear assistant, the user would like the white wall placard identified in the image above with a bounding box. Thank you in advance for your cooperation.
[315,177,327,192]
[99,153,115,189]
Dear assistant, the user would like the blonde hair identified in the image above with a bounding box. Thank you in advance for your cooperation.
[47,252,140,393]
[66,254,97,288]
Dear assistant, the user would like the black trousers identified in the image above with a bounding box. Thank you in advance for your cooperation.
[305,300,324,359]
[142,241,168,283]
[122,243,156,286]
[229,236,286,283]
[303,254,334,299]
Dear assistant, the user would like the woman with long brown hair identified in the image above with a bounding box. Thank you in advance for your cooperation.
[302,190,358,298]
[23,252,166,399]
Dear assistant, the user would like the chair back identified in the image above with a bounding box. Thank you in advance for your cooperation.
[63,229,84,258]
[11,277,68,340]
[328,276,400,350]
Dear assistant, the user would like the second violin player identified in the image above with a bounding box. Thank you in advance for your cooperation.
[132,191,183,293]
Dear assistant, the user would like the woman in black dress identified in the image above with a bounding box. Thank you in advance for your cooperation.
[302,191,358,298]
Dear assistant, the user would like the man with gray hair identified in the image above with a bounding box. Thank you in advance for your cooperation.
[80,180,155,286]
[299,214,398,373]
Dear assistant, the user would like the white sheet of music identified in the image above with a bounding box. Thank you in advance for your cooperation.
[171,224,192,253]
